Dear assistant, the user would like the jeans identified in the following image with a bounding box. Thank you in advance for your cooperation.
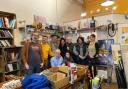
[25,65,42,75]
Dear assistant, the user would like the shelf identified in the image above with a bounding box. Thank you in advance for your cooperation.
[0,37,13,40]
[0,27,13,30]
[0,46,23,49]
[0,72,4,74]
[5,69,19,74]
[0,11,15,16]
[7,60,19,64]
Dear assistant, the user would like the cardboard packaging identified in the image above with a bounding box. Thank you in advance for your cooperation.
[59,66,69,76]
[77,65,87,77]
[48,72,69,89]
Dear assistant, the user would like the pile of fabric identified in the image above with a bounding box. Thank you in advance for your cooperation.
[22,74,51,89]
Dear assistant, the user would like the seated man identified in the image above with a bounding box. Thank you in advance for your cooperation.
[50,49,63,67]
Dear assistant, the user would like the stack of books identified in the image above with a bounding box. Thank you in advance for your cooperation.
[0,30,13,38]
[0,40,11,47]
[5,52,15,61]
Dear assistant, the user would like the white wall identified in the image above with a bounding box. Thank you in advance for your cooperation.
[64,14,128,42]
[0,0,84,45]
[0,0,84,24]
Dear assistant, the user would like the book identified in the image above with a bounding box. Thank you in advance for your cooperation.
[1,17,5,28]
[0,42,2,47]
[0,31,2,37]
[2,30,8,37]
[6,64,13,72]
[11,53,15,60]
[0,17,3,28]
[0,40,4,47]
[5,40,11,47]
[4,17,9,28]
[7,31,13,38]
[0,30,5,37]
[1,40,8,47]
[9,19,16,28]
[4,31,10,37]
[5,52,15,62]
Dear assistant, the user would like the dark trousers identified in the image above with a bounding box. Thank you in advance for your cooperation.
[25,65,42,76]
[88,58,97,78]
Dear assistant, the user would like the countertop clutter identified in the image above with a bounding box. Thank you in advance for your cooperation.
[0,64,88,89]
[0,79,21,89]
[47,65,88,89]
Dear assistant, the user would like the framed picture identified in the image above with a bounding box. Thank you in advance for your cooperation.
[98,39,114,51]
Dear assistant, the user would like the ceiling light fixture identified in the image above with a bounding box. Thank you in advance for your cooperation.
[101,0,115,7]
[112,6,117,10]
[105,8,109,10]
[90,10,93,14]
[97,9,101,13]
[81,12,86,17]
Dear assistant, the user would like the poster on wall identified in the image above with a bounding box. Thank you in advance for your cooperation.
[120,27,128,44]
[98,39,114,51]
[120,33,128,44]
[111,44,121,64]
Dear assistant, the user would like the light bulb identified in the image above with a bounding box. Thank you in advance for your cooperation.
[81,12,87,17]
[101,0,115,6]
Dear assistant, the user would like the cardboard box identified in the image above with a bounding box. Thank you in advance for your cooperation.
[48,72,69,89]
[77,65,87,77]
[59,66,69,75]
[49,67,59,73]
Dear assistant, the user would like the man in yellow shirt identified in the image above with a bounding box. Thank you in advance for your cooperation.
[41,35,54,68]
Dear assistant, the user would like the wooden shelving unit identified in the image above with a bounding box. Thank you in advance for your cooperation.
[0,11,22,83]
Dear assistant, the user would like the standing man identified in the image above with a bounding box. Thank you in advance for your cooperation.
[41,35,54,68]
[50,34,59,52]
[21,32,43,75]
[66,36,74,54]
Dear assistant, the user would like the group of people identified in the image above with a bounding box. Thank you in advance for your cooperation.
[21,32,99,77]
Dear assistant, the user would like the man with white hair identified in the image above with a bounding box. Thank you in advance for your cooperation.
[50,49,63,67]
[66,36,74,54]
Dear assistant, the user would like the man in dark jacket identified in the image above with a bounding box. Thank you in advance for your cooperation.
[66,36,74,54]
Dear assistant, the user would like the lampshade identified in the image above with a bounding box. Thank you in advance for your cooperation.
[101,0,115,6]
